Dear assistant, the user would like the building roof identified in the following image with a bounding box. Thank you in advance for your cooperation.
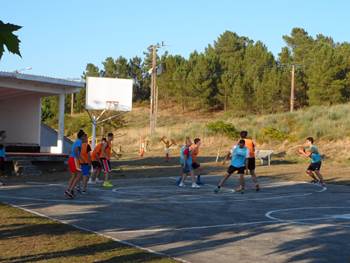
[0,71,85,88]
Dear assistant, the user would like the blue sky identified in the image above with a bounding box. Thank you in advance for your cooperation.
[1,0,349,78]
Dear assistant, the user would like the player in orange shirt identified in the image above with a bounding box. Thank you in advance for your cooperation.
[190,138,204,185]
[80,134,92,193]
[101,133,114,188]
[88,138,106,184]
[240,131,260,191]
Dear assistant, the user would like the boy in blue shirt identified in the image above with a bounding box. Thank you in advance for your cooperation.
[214,139,249,194]
[299,137,325,186]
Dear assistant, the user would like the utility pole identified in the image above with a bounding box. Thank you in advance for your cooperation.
[290,64,295,112]
[149,42,165,136]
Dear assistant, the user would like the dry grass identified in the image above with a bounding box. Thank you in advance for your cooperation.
[0,203,176,263]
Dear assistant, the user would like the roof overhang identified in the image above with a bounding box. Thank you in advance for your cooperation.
[0,71,85,96]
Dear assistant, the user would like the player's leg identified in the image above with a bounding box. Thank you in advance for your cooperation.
[103,160,113,187]
[193,162,204,185]
[248,158,259,191]
[235,172,245,194]
[190,170,200,188]
[306,168,318,183]
[314,162,325,186]
[214,166,234,193]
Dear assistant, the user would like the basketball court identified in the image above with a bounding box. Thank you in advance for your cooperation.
[1,175,350,262]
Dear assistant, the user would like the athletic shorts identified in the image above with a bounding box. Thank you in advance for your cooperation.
[227,165,245,175]
[192,162,200,170]
[92,161,101,169]
[247,158,256,170]
[101,159,112,173]
[182,163,192,173]
[81,164,91,176]
[307,162,322,171]
[68,157,80,173]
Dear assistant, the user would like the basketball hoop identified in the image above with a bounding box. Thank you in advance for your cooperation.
[106,100,119,111]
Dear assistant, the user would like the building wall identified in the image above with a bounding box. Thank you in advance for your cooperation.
[0,94,41,145]
[40,123,72,154]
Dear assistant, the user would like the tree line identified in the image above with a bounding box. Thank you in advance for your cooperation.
[42,27,350,120]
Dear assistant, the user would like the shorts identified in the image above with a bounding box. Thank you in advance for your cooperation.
[192,162,200,170]
[164,148,170,154]
[247,158,256,170]
[227,165,245,175]
[0,157,4,171]
[307,162,322,171]
[68,157,80,173]
[92,161,101,169]
[182,163,192,174]
[101,158,111,173]
[81,164,91,176]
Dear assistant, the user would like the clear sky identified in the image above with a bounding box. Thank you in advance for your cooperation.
[1,0,349,78]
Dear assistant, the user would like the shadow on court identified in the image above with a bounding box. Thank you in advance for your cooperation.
[1,175,350,262]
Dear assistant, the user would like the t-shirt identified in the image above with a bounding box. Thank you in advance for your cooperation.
[308,145,322,163]
[231,145,249,168]
[190,144,199,162]
[92,143,103,161]
[70,139,82,158]
[0,148,5,158]
[80,143,92,164]
[243,138,255,158]
[183,147,193,166]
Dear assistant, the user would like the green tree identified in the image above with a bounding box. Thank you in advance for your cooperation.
[0,21,21,59]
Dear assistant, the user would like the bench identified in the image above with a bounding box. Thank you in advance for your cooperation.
[255,150,274,166]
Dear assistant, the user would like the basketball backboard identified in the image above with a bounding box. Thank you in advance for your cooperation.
[86,77,133,111]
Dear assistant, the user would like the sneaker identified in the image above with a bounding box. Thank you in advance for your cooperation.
[81,190,87,194]
[64,190,74,199]
[178,182,185,187]
[192,183,200,189]
[214,187,220,194]
[96,179,103,184]
[310,179,319,184]
[256,184,260,192]
[196,175,204,185]
[103,181,114,188]
[176,177,182,186]
[235,187,245,194]
[75,186,82,194]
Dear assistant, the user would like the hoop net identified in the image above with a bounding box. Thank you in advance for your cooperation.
[106,100,119,111]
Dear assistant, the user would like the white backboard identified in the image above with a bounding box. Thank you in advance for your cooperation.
[86,77,133,111]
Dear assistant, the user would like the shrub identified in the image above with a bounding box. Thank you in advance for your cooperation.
[260,127,289,142]
[206,121,239,139]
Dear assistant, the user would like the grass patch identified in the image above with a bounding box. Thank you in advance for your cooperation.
[0,203,176,263]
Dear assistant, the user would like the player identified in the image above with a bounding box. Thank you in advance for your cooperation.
[80,133,92,193]
[65,130,85,199]
[240,131,260,191]
[160,136,176,162]
[298,137,325,186]
[0,144,5,186]
[101,133,114,188]
[214,139,249,194]
[178,137,200,188]
[89,138,106,184]
[139,136,146,157]
[190,138,204,185]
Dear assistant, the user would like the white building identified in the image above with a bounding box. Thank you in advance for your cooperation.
[0,72,84,154]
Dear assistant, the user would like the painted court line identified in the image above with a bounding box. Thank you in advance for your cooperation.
[3,201,191,263]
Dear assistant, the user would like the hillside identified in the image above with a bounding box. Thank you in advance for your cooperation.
[59,102,350,164]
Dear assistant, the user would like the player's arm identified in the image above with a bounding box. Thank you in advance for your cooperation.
[222,151,232,165]
[75,146,83,162]
[100,144,107,158]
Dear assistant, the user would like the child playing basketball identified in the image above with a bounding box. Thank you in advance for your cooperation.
[0,144,5,186]
[214,139,249,194]
[101,133,114,188]
[178,137,200,189]
[139,136,146,157]
[80,133,92,193]
[190,138,204,185]
[160,136,175,162]
[240,131,260,191]
[89,138,106,184]
[298,137,325,186]
[65,130,85,199]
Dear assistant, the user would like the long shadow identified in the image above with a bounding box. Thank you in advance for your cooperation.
[2,167,350,262]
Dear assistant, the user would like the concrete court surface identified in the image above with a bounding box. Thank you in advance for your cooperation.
[1,175,350,263]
